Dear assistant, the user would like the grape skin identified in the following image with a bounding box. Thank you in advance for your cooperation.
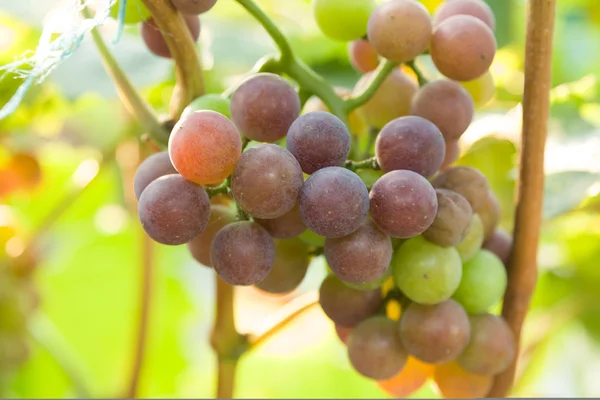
[286,111,351,174]
[378,356,434,398]
[133,152,178,200]
[441,140,460,170]
[434,361,493,398]
[312,0,376,41]
[169,110,242,186]
[375,116,446,178]
[433,0,496,30]
[347,316,408,380]
[367,0,432,63]
[138,174,210,245]
[324,219,392,285]
[455,214,484,262]
[348,40,379,73]
[431,15,497,82]
[478,191,501,240]
[255,203,306,239]
[482,228,512,266]
[181,94,231,120]
[369,170,438,238]
[255,238,310,294]
[231,144,304,219]
[319,275,382,327]
[230,73,300,142]
[141,16,200,58]
[399,299,470,364]
[299,167,369,238]
[211,221,275,286]
[423,189,473,247]
[432,166,491,212]
[460,71,495,108]
[171,0,217,15]
[410,80,475,141]
[187,205,236,267]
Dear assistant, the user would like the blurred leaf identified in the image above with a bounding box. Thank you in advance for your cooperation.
[543,171,600,219]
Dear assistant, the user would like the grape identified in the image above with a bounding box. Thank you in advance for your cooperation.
[369,170,438,238]
[354,69,418,129]
[286,111,351,174]
[181,94,231,120]
[367,0,432,63]
[255,238,310,294]
[171,0,217,15]
[410,80,474,141]
[399,300,470,364]
[423,189,472,247]
[347,316,408,380]
[434,361,493,398]
[455,214,484,262]
[393,236,462,304]
[344,265,392,291]
[348,40,379,73]
[460,71,495,108]
[255,203,306,239]
[431,15,497,81]
[299,167,369,238]
[141,16,200,58]
[303,88,367,137]
[335,325,353,344]
[319,275,382,327]
[441,140,460,170]
[482,228,512,266]
[169,110,242,186]
[312,0,376,41]
[298,229,326,247]
[431,166,491,212]
[375,116,446,178]
[230,73,300,142]
[457,314,516,375]
[325,219,392,285]
[133,152,178,200]
[378,356,434,398]
[210,193,233,207]
[452,250,507,314]
[231,144,303,219]
[433,0,496,30]
[111,0,150,24]
[187,205,236,266]
[138,175,210,245]
[211,221,275,286]
[478,191,501,240]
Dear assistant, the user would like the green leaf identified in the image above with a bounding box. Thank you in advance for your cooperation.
[543,171,600,219]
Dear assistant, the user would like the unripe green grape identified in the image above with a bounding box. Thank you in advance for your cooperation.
[312,0,376,42]
[452,250,507,314]
[181,94,231,120]
[111,0,151,24]
[456,214,484,262]
[393,236,462,305]
[460,71,495,108]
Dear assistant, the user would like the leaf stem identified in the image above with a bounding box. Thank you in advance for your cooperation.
[487,0,557,396]
[344,157,380,172]
[344,60,398,112]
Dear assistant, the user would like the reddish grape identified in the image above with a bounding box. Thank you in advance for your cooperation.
[171,0,217,15]
[369,170,438,238]
[434,361,493,398]
[324,219,392,285]
[433,0,496,30]
[231,144,304,219]
[431,15,497,81]
[299,167,369,238]
[187,205,236,266]
[348,39,379,73]
[431,166,490,212]
[138,174,210,245]
[169,110,242,186]
[133,152,178,200]
[230,73,300,142]
[348,316,408,380]
[441,140,460,170]
[375,116,446,178]
[211,221,275,286]
[482,228,512,266]
[287,111,351,174]
[478,191,501,240]
[378,356,435,397]
[319,275,382,327]
[255,203,306,239]
[255,238,310,294]
[410,80,475,141]
[399,300,470,364]
[423,189,473,247]
[367,0,432,63]
[141,16,200,58]
[335,325,353,345]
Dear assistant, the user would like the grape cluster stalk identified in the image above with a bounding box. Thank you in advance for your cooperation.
[85,0,555,397]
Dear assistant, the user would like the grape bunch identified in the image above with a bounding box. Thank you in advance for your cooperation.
[133,0,515,397]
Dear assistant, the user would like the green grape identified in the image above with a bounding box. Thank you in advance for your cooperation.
[181,94,231,120]
[344,261,393,291]
[460,71,495,108]
[312,0,376,41]
[453,250,507,314]
[393,236,462,305]
[111,0,151,24]
[298,229,326,247]
[456,214,484,262]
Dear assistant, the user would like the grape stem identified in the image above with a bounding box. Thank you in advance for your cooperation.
[140,0,205,119]
[405,59,428,86]
[205,182,231,198]
[344,60,398,112]
[344,157,380,172]
[487,0,557,397]
[83,7,169,146]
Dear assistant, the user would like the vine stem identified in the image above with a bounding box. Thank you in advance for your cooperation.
[487,0,556,396]
[405,59,428,86]
[344,157,380,172]
[140,0,205,119]
[83,8,168,145]
[344,60,398,111]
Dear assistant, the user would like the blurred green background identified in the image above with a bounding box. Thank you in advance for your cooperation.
[1,0,600,397]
